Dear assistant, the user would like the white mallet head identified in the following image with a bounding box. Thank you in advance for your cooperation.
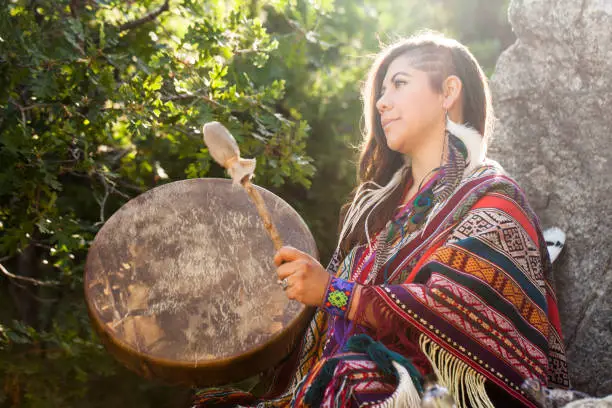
[203,121,256,185]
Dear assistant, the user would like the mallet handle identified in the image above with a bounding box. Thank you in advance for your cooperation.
[241,178,283,251]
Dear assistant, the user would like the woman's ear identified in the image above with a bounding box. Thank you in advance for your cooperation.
[441,75,463,111]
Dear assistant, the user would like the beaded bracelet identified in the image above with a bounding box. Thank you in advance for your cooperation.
[321,276,356,318]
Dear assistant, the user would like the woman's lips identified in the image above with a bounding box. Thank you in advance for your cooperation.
[382,118,398,129]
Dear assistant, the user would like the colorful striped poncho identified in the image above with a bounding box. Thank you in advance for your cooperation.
[193,160,569,408]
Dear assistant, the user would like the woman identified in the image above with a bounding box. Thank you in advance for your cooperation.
[194,32,569,408]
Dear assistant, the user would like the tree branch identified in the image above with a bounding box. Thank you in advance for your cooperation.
[0,263,60,287]
[93,172,111,226]
[69,0,80,19]
[9,98,27,127]
[118,0,170,32]
[163,91,227,110]
[9,279,60,303]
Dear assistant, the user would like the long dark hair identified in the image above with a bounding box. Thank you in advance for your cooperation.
[338,32,493,254]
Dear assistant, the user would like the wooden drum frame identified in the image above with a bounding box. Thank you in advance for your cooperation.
[84,178,317,386]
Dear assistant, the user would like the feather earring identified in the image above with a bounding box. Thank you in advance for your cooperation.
[421,111,482,235]
[445,117,486,177]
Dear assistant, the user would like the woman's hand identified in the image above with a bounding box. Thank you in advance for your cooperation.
[274,246,331,307]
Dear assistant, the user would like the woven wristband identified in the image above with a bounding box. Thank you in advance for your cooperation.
[322,276,356,318]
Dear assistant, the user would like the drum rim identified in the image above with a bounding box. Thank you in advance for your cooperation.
[84,177,319,380]
[85,288,315,367]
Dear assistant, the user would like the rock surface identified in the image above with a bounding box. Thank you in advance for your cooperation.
[564,395,612,408]
[489,0,612,396]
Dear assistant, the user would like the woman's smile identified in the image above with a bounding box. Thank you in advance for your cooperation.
[380,118,399,130]
[381,117,398,129]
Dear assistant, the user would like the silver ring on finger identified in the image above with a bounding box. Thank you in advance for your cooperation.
[278,277,290,291]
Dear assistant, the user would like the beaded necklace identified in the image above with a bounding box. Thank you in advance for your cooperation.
[351,170,443,285]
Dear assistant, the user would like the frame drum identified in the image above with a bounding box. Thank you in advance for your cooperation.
[84,178,317,386]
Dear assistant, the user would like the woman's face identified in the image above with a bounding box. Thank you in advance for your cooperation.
[375,54,445,154]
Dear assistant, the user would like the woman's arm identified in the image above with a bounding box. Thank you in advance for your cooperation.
[338,193,549,335]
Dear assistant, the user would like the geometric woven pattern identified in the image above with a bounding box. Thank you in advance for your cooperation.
[448,207,546,294]
[429,245,550,337]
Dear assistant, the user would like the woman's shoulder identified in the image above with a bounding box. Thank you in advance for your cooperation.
[452,159,543,244]
[464,158,511,183]
[458,158,530,204]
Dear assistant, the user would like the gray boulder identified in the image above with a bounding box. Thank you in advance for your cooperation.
[489,0,612,397]
[564,395,612,408]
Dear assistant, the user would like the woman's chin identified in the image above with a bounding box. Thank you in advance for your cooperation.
[384,135,403,152]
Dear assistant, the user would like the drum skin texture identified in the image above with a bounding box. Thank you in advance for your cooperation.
[84,178,317,386]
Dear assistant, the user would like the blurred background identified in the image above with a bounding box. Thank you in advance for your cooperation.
[0,0,514,406]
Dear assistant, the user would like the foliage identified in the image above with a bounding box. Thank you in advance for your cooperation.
[0,0,512,406]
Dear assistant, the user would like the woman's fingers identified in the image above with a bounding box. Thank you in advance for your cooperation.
[284,284,297,300]
[274,246,329,306]
[273,246,306,266]
[283,274,303,301]
[276,261,301,280]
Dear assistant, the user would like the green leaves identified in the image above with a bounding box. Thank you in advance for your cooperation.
[1,1,322,402]
[143,74,163,92]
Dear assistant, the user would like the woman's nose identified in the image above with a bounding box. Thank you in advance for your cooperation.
[375,93,391,114]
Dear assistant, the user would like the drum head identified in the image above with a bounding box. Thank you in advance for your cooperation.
[84,178,317,386]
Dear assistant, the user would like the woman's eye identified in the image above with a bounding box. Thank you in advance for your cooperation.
[393,79,408,88]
